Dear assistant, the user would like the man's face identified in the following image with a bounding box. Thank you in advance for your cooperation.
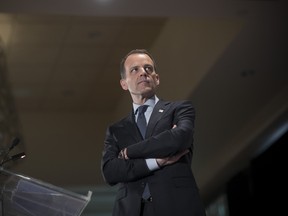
[120,53,159,98]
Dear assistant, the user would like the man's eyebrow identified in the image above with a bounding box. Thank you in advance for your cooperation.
[144,64,153,67]
[129,65,138,71]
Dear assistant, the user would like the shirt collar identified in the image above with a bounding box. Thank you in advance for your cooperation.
[133,95,159,114]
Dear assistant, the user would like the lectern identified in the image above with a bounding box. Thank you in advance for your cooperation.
[0,168,92,216]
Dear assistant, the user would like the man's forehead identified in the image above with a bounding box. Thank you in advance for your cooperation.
[125,53,153,66]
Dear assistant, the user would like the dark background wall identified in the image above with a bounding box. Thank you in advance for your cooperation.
[226,129,286,215]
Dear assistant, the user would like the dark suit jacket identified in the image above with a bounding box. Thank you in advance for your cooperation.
[101,100,206,216]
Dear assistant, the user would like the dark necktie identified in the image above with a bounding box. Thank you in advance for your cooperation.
[137,105,148,138]
[136,105,151,200]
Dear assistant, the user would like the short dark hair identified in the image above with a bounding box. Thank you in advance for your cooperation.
[120,49,157,79]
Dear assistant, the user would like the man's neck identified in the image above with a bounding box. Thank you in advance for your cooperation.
[131,94,155,105]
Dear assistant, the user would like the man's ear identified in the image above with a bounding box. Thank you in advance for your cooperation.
[155,74,160,86]
[120,79,128,90]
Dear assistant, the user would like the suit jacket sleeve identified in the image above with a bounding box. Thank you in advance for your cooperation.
[127,100,195,159]
[101,124,152,185]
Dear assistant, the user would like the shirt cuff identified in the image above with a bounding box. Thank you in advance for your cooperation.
[146,158,159,171]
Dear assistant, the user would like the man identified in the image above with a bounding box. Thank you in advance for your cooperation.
[101,49,206,216]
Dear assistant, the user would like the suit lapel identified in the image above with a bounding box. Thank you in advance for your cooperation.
[146,100,171,137]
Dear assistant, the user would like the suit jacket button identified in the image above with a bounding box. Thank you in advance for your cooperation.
[141,182,145,187]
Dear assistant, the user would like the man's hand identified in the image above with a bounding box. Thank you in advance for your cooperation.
[156,149,189,167]
[118,148,128,160]
[154,124,189,167]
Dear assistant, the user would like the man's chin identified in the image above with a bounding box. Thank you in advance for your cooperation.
[140,89,155,97]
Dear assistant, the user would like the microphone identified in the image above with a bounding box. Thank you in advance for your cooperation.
[0,137,25,166]
[0,152,26,166]
[11,152,26,160]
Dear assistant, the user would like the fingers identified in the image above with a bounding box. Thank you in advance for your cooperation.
[123,148,129,160]
[179,149,189,156]
[171,149,189,159]
[118,150,124,159]
[156,158,167,167]
[164,149,190,165]
[118,148,129,160]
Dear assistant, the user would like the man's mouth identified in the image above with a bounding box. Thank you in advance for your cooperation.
[138,79,149,84]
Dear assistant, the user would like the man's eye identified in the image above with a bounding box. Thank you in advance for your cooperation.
[144,66,153,73]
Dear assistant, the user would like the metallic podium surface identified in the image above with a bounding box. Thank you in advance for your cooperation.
[0,168,92,216]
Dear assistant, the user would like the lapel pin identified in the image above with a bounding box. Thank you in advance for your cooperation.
[159,109,164,113]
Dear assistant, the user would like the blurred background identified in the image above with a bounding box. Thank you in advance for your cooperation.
[0,0,287,215]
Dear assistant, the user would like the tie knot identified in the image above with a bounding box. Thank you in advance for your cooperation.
[138,105,148,114]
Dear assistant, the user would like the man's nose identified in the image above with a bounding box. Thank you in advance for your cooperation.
[139,67,148,75]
